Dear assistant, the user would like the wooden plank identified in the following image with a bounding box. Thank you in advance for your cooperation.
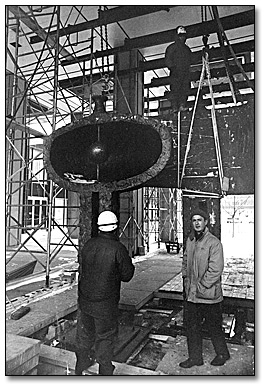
[119,288,154,310]
[83,361,166,376]
[39,344,76,370]
[9,355,39,376]
[114,327,140,357]
[139,308,173,315]
[149,334,170,342]
[114,327,151,363]
[6,333,41,374]
[25,367,38,375]
[6,285,78,337]
[39,344,166,376]
[155,291,184,301]
[124,278,168,292]
[37,362,74,376]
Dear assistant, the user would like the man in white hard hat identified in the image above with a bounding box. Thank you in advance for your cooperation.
[165,25,192,112]
[75,211,135,375]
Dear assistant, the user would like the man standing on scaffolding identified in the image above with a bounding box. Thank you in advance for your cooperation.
[165,25,192,112]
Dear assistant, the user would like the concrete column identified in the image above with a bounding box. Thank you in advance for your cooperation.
[115,49,144,255]
[78,194,93,263]
[67,191,80,238]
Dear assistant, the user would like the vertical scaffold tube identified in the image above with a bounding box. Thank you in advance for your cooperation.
[177,110,181,188]
[46,6,60,287]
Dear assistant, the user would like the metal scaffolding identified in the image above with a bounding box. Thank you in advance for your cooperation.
[6,6,185,282]
[5,6,99,280]
[143,187,183,251]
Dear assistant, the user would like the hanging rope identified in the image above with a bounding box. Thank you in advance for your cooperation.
[203,51,225,194]
[211,6,239,104]
[180,51,225,195]
[98,7,104,74]
[211,6,253,91]
[180,58,206,187]
[104,21,109,74]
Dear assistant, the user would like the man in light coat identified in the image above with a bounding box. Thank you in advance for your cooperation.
[180,209,230,368]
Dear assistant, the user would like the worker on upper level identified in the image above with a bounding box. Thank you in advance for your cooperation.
[165,25,192,112]
[75,211,135,376]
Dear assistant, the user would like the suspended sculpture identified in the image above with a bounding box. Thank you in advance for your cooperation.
[44,96,172,194]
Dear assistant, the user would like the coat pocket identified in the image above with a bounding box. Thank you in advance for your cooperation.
[196,281,219,300]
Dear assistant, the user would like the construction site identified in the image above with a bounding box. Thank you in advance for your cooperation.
[5,5,255,379]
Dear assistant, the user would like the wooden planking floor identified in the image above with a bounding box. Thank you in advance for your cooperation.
[120,250,181,310]
[6,250,181,337]
[159,256,254,301]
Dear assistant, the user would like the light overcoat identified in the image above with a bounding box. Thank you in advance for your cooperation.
[182,227,224,304]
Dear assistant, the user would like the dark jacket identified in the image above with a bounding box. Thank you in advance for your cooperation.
[182,227,224,304]
[165,40,192,78]
[78,231,134,316]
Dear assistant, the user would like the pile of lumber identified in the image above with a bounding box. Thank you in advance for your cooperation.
[6,334,41,375]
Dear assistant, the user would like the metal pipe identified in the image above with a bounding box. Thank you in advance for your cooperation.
[177,110,181,188]
[89,28,94,114]
[46,6,60,288]
[45,180,53,287]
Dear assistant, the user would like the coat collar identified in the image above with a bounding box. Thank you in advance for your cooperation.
[98,231,118,241]
[189,226,209,242]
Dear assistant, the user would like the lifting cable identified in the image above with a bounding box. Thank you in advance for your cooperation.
[211,6,253,91]
[99,6,110,76]
[180,49,225,196]
[211,6,238,104]
[204,51,225,194]
[180,55,206,187]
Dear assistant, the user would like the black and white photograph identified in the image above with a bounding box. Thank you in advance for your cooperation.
[5,3,260,384]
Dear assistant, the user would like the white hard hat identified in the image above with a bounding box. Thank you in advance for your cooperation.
[176,26,187,35]
[97,211,118,232]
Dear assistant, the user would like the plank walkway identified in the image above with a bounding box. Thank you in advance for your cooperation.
[6,250,181,337]
[6,251,254,339]
[120,250,181,310]
[159,256,254,301]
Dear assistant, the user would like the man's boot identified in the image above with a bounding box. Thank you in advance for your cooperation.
[98,363,115,376]
[75,351,96,375]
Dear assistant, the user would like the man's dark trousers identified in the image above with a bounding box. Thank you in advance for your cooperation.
[76,308,117,375]
[185,301,229,360]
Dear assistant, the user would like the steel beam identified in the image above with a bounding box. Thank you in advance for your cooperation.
[145,62,254,88]
[30,6,177,44]
[59,41,254,91]
[146,80,254,104]
[139,39,254,72]
[61,9,254,66]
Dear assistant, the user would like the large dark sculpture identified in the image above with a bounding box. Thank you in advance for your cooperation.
[44,96,172,194]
